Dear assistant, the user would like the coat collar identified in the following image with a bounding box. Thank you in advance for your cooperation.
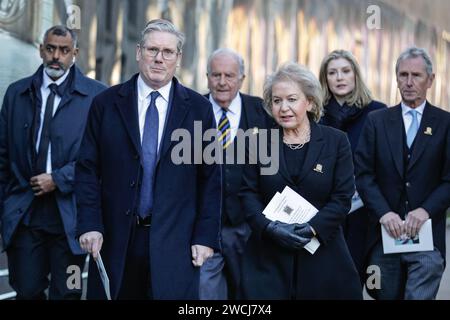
[408,101,438,170]
[20,64,90,96]
[384,105,404,176]
[384,102,438,174]
[115,74,190,160]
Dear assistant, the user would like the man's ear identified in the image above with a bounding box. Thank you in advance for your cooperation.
[39,44,44,59]
[427,73,435,88]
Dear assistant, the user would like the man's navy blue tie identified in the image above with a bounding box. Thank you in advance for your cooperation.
[406,109,419,148]
[138,91,160,218]
[35,83,58,174]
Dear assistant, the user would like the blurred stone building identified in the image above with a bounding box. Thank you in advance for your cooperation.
[1,0,449,108]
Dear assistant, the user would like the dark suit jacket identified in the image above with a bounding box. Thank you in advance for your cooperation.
[320,98,387,280]
[0,65,107,254]
[239,121,362,299]
[75,74,221,299]
[355,102,450,259]
[205,93,274,225]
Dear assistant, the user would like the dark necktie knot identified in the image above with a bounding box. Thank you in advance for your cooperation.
[48,83,60,96]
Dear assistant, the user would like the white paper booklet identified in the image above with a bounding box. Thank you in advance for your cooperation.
[263,186,320,254]
[95,252,112,300]
[381,219,434,254]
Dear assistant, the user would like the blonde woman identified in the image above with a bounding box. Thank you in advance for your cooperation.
[239,62,361,299]
[319,49,386,284]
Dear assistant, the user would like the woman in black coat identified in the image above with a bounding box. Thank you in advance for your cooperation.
[239,62,362,299]
[319,50,387,284]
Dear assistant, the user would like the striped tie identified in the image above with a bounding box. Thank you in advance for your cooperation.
[218,109,231,149]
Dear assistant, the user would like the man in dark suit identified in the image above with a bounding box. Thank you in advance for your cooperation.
[76,19,221,300]
[355,46,450,299]
[199,48,273,299]
[0,25,107,299]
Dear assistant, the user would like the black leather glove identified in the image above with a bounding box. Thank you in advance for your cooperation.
[295,223,315,241]
[264,221,311,250]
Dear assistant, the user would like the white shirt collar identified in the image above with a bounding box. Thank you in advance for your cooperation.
[137,75,172,102]
[42,67,71,90]
[401,100,426,116]
[210,92,242,115]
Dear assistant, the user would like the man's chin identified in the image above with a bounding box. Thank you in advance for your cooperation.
[44,66,66,79]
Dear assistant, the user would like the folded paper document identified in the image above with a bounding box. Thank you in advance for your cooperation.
[263,186,320,254]
[95,252,112,300]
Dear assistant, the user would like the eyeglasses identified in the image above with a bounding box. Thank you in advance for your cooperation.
[141,46,179,60]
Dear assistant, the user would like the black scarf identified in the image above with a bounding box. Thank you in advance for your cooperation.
[322,96,364,131]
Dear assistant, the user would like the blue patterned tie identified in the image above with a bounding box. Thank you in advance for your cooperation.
[138,91,160,218]
[406,109,419,148]
[218,109,231,149]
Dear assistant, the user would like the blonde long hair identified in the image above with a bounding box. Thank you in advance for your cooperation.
[319,50,373,108]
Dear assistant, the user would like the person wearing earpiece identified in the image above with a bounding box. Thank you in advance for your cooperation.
[0,25,107,299]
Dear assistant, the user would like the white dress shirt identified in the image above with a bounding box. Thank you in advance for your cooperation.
[210,93,242,143]
[401,100,426,134]
[137,75,172,151]
[37,68,71,173]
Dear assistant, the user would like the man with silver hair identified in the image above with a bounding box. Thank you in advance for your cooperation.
[200,48,273,299]
[355,46,450,299]
[76,19,221,299]
[0,25,106,299]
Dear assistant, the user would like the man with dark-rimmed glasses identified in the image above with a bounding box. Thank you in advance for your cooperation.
[76,19,220,300]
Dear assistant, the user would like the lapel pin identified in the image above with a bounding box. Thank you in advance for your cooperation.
[313,164,323,173]
[252,127,259,135]
[424,127,432,135]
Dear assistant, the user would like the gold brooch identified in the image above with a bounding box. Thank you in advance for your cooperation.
[313,164,323,173]
[424,127,432,135]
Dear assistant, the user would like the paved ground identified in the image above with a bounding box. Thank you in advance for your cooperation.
[1,224,450,299]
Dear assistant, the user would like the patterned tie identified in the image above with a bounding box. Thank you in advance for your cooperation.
[138,91,160,218]
[218,109,231,149]
[35,83,58,174]
[406,109,419,148]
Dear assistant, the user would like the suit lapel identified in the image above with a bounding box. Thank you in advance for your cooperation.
[240,94,254,131]
[408,102,437,170]
[159,79,190,162]
[384,105,404,176]
[298,121,324,182]
[115,75,142,156]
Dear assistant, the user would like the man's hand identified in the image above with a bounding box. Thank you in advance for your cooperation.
[30,173,56,196]
[79,231,103,259]
[379,211,403,239]
[405,207,429,238]
[191,244,213,267]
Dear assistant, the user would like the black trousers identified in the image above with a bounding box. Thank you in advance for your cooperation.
[7,225,86,300]
[117,221,152,300]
